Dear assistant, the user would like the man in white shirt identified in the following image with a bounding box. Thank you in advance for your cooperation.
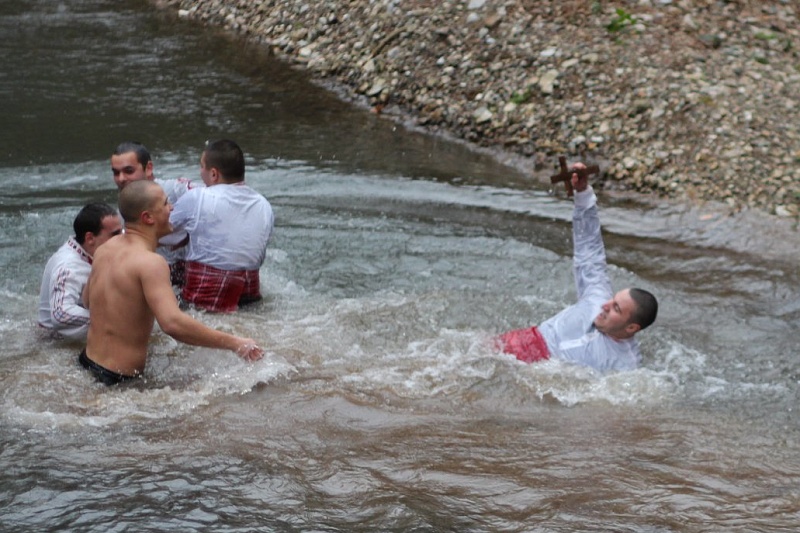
[110,141,201,286]
[38,203,123,340]
[497,162,658,373]
[169,139,274,313]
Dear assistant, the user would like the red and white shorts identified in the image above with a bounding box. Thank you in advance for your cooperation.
[181,261,261,313]
[496,326,550,363]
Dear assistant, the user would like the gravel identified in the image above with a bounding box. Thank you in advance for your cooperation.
[151,0,800,218]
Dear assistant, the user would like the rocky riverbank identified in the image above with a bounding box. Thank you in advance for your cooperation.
[152,0,800,218]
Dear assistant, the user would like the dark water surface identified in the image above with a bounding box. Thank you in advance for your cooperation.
[1,1,799,531]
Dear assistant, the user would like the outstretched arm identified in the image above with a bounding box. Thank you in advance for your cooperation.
[142,259,264,361]
[570,163,612,301]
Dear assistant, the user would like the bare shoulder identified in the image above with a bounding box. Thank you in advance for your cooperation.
[99,237,169,280]
[135,249,171,279]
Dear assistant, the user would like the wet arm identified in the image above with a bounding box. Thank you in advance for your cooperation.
[142,260,263,360]
[571,186,612,301]
[50,267,90,327]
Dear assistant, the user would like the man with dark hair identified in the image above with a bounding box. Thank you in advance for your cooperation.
[201,138,245,179]
[497,163,658,373]
[38,202,123,340]
[110,140,201,286]
[168,139,274,313]
[79,180,263,386]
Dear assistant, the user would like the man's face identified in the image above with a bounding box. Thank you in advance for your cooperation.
[111,152,151,190]
[149,189,174,239]
[593,289,640,340]
[84,214,123,256]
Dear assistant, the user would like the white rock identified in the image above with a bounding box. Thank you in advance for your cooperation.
[473,106,493,123]
[571,135,587,146]
[362,58,376,73]
[367,79,386,96]
[539,69,559,94]
[651,105,666,119]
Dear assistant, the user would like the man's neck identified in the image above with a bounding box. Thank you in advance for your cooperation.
[121,226,159,252]
[605,330,634,342]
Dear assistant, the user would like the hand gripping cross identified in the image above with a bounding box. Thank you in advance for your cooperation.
[549,156,599,197]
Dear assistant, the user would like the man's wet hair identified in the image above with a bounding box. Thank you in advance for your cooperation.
[203,139,245,181]
[629,288,658,330]
[119,180,160,224]
[74,203,118,245]
[113,141,151,168]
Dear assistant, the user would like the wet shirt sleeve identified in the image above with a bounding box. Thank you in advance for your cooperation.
[572,187,612,303]
[169,187,201,234]
[48,265,91,339]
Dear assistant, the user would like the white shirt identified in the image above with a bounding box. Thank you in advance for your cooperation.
[37,236,92,340]
[169,182,274,271]
[538,187,641,372]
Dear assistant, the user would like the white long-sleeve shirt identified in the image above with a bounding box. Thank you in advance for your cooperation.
[169,182,274,271]
[37,236,92,340]
[537,187,641,372]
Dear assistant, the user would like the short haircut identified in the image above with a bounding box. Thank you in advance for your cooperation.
[113,141,151,168]
[118,180,161,224]
[629,288,658,331]
[203,139,245,181]
[74,203,118,245]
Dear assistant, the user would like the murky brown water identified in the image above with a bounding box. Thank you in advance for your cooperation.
[1,1,798,531]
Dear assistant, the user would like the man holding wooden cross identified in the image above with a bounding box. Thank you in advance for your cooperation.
[496,160,658,373]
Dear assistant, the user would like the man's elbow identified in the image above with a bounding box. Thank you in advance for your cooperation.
[157,314,191,340]
[52,307,88,328]
[158,318,183,339]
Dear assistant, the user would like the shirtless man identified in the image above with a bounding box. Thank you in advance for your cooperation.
[79,180,263,385]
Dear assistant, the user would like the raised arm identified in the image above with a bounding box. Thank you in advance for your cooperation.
[570,164,612,302]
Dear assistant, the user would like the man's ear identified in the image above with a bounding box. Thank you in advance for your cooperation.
[209,167,221,184]
[81,231,99,255]
[145,160,155,180]
[625,322,641,335]
[140,210,154,224]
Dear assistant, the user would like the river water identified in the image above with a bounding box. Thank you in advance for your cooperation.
[1,1,799,531]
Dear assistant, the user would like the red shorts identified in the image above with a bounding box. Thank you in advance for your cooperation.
[496,326,550,363]
[181,261,261,313]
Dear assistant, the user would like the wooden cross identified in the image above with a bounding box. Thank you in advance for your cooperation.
[549,156,600,197]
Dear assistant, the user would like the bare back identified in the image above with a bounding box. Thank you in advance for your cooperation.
[85,233,170,375]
